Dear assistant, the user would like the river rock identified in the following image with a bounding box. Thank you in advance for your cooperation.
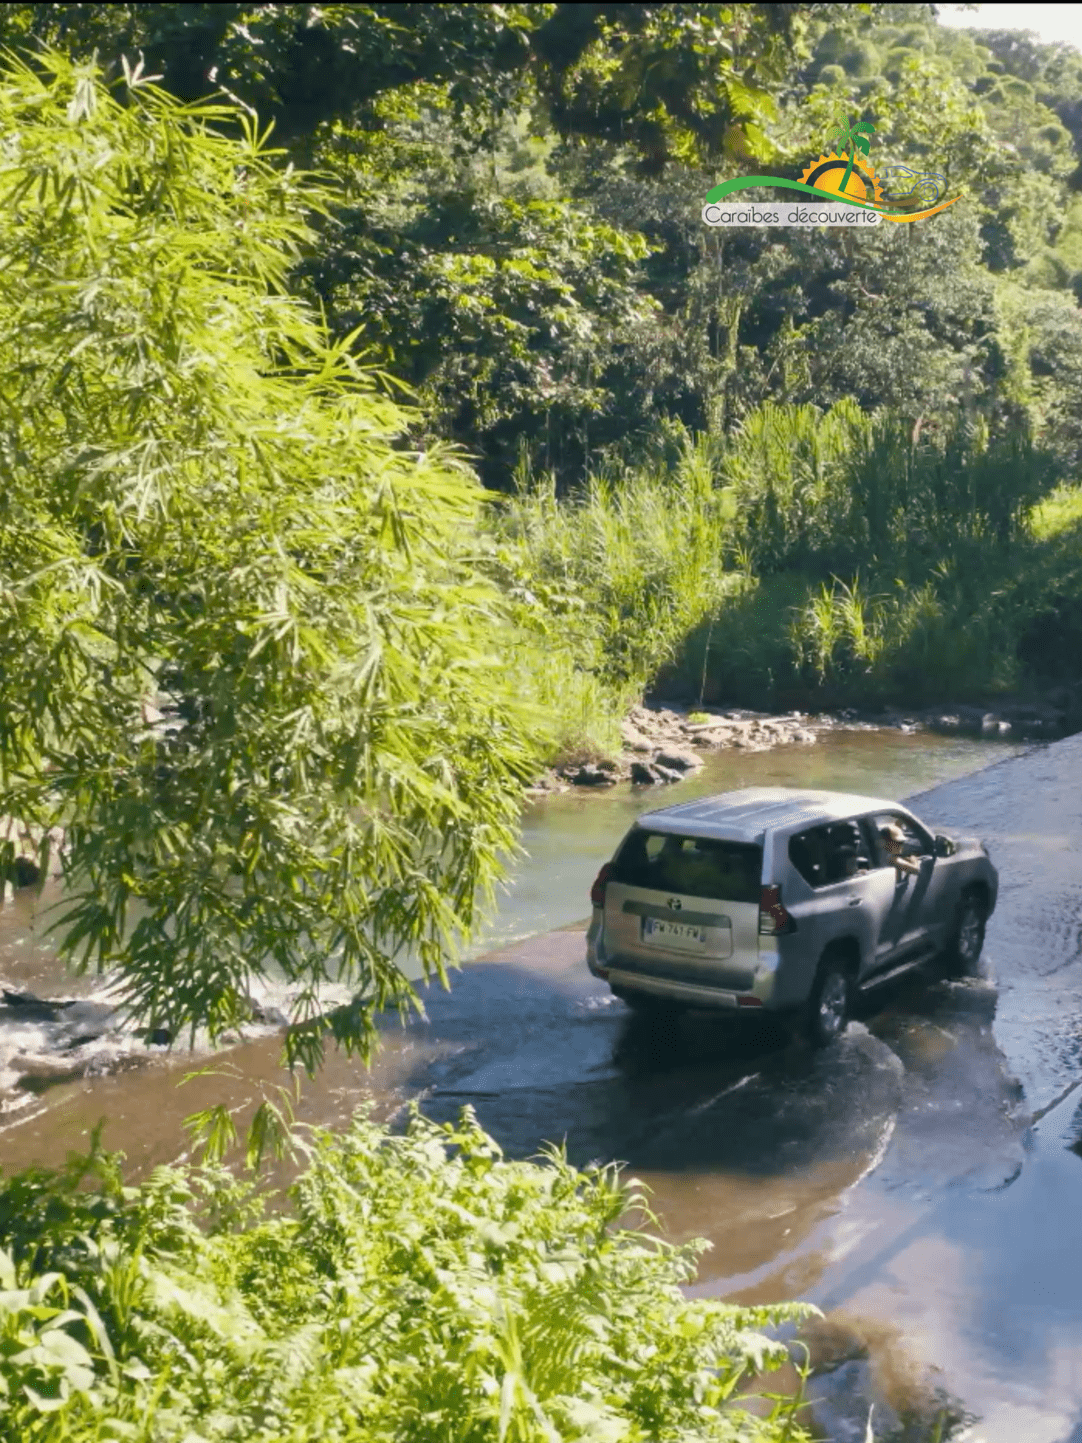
[10,1053,88,1082]
[251,1003,289,1029]
[619,720,654,754]
[687,727,733,747]
[654,748,702,773]
[568,763,616,787]
[981,714,1011,735]
[1,988,65,1020]
[630,761,672,785]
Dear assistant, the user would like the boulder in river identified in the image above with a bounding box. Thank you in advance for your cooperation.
[1,988,66,1021]
[630,760,664,785]
[654,748,702,773]
[568,763,616,787]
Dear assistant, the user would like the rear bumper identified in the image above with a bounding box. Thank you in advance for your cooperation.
[587,910,787,1011]
[606,968,778,1012]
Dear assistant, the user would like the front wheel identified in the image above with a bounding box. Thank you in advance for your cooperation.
[941,892,986,976]
[805,958,851,1048]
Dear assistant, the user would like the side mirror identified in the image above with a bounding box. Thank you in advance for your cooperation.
[934,834,956,858]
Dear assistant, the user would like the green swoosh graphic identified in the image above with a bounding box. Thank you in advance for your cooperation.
[705,175,882,209]
[703,174,961,222]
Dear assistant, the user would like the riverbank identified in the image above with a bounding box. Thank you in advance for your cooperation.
[533,691,1075,793]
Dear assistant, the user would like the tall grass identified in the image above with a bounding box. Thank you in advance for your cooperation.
[485,435,739,759]
[481,402,1076,732]
[723,403,1059,581]
[668,404,1073,709]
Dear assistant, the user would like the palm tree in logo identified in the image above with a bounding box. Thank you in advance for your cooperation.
[826,114,876,196]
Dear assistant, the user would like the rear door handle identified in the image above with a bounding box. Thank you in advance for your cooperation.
[848,897,862,906]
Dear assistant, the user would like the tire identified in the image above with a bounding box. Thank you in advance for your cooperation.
[941,891,986,976]
[805,955,852,1048]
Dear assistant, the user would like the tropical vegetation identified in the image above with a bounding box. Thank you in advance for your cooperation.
[2,4,1082,1435]
[0,1106,820,1441]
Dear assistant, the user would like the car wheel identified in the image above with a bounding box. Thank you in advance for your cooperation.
[806,957,851,1048]
[942,891,986,976]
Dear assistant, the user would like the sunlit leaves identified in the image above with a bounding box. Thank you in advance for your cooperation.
[0,50,544,1071]
[0,1108,819,1439]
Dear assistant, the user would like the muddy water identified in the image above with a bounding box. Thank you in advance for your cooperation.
[5,725,1080,1441]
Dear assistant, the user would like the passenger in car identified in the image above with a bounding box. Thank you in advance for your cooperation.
[880,822,921,876]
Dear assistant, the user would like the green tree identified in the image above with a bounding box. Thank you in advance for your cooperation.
[0,3,826,167]
[0,50,544,1072]
[301,92,659,491]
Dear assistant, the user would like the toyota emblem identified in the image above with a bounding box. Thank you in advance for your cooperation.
[667,897,682,910]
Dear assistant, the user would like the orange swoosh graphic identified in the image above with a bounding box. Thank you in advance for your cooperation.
[880,196,961,223]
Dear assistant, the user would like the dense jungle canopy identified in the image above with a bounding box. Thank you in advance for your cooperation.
[1,9,1081,1438]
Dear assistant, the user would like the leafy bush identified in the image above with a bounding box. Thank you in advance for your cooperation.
[0,1109,816,1441]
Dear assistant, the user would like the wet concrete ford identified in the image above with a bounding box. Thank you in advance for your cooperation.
[0,727,1079,1441]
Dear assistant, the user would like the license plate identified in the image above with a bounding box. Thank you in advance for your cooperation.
[643,917,705,949]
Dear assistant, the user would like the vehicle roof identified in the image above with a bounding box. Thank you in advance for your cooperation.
[634,787,907,843]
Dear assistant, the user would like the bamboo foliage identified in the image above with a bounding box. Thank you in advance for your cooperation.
[0,50,545,1071]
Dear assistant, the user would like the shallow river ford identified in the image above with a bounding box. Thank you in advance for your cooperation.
[3,727,1082,1442]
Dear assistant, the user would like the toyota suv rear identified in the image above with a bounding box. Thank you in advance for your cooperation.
[586,787,998,1045]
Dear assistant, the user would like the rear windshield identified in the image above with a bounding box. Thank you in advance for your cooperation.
[612,830,762,903]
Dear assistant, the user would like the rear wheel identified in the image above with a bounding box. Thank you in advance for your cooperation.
[941,891,986,976]
[805,956,852,1048]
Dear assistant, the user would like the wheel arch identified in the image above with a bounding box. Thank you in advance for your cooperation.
[960,879,990,912]
[819,935,861,980]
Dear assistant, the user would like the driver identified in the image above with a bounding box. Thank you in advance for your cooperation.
[880,821,921,877]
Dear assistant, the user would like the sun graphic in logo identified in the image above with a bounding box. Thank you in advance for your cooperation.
[799,152,885,206]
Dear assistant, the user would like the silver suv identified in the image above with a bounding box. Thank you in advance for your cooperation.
[586,787,999,1046]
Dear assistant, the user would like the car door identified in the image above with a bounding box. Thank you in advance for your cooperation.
[904,807,958,951]
[787,818,899,984]
[864,811,939,960]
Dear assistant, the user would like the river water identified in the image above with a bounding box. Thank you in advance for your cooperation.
[5,724,1082,1441]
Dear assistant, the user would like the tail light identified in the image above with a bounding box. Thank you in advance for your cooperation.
[758,884,795,936]
[590,863,614,909]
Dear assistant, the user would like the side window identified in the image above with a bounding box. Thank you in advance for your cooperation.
[866,813,931,866]
[822,818,871,883]
[788,826,828,887]
[790,820,871,888]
